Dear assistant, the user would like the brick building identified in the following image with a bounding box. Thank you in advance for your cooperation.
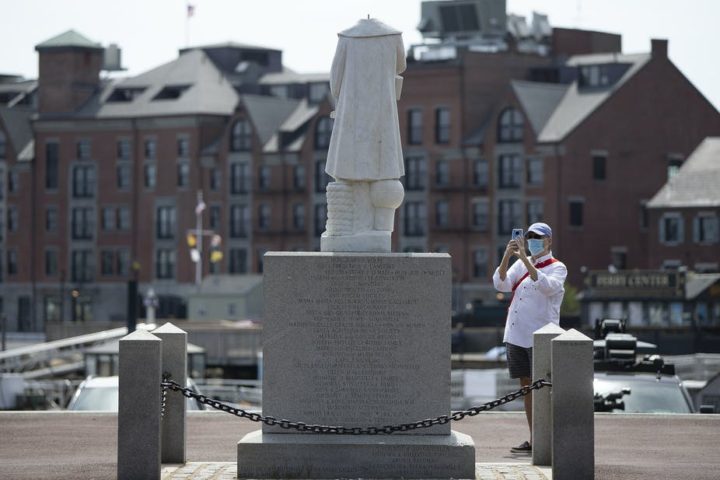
[2,0,720,331]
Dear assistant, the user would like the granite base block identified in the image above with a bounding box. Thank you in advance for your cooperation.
[237,430,476,479]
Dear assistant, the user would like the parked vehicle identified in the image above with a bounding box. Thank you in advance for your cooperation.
[67,376,205,411]
[592,319,695,413]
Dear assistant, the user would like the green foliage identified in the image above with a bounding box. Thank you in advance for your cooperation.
[561,282,581,317]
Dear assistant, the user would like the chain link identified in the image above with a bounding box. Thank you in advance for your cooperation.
[160,377,551,435]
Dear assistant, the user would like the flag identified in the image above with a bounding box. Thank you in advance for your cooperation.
[187,4,195,18]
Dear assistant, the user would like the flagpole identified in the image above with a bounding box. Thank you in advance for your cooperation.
[195,190,203,288]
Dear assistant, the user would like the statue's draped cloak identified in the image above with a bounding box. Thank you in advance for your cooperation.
[326,19,406,181]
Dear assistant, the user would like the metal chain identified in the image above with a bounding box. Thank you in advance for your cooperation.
[160,377,551,435]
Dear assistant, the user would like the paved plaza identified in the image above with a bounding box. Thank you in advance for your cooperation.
[1,411,718,479]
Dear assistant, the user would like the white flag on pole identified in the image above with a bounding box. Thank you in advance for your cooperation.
[195,199,206,215]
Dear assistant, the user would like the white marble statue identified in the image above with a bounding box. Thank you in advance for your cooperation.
[321,18,406,253]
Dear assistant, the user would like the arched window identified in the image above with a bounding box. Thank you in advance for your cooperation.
[314,116,333,150]
[497,108,524,143]
[231,119,252,152]
[0,130,6,159]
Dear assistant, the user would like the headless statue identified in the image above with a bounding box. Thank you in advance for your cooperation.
[321,18,406,253]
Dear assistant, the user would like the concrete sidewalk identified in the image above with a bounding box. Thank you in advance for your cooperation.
[1,411,718,479]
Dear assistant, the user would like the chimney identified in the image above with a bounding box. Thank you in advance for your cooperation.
[651,38,668,59]
[35,30,104,115]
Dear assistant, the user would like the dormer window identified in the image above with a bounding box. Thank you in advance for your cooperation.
[497,108,524,143]
[231,119,253,152]
[153,84,191,101]
[107,87,146,102]
[578,65,610,88]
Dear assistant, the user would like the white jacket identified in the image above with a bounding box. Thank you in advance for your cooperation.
[492,252,567,348]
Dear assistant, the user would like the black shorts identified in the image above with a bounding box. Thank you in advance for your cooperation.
[506,342,533,379]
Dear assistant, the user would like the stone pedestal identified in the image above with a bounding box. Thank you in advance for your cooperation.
[237,252,475,479]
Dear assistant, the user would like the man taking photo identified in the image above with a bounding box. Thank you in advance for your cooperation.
[492,222,567,454]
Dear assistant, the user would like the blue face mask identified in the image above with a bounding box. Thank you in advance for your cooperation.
[527,238,545,256]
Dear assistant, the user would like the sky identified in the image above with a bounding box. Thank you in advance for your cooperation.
[1,0,719,109]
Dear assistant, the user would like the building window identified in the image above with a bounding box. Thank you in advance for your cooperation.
[315,116,333,150]
[667,156,683,180]
[71,250,94,282]
[229,249,247,274]
[407,109,422,145]
[404,201,426,237]
[177,137,189,157]
[0,168,4,199]
[144,139,156,159]
[593,153,607,180]
[569,200,584,227]
[315,160,331,193]
[231,119,252,152]
[578,65,609,88]
[100,250,115,276]
[155,249,176,279]
[102,207,115,231]
[71,207,94,239]
[7,207,18,232]
[472,200,489,231]
[210,168,221,191]
[498,200,522,235]
[498,108,524,143]
[435,107,450,144]
[7,170,18,193]
[660,213,684,244]
[405,156,426,191]
[156,206,176,239]
[293,203,305,230]
[498,154,522,188]
[209,205,221,230]
[435,160,449,186]
[118,207,130,230]
[527,200,544,225]
[0,130,5,159]
[76,140,91,159]
[473,159,488,188]
[473,248,488,278]
[176,162,189,187]
[46,142,59,190]
[72,165,95,198]
[7,250,18,275]
[46,207,58,232]
[230,163,249,194]
[258,204,271,230]
[314,203,327,237]
[693,214,718,244]
[435,200,449,228]
[309,82,329,103]
[44,297,61,323]
[527,157,543,186]
[116,164,131,189]
[72,297,93,323]
[144,163,156,188]
[293,165,306,190]
[611,248,627,270]
[230,205,249,238]
[258,166,271,190]
[117,139,131,160]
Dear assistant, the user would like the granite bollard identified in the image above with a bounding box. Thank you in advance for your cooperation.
[118,329,162,480]
[551,328,595,480]
[532,322,565,466]
[154,322,187,464]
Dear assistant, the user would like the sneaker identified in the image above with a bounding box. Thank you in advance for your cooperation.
[510,440,532,453]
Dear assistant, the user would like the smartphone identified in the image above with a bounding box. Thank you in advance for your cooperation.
[511,228,524,241]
